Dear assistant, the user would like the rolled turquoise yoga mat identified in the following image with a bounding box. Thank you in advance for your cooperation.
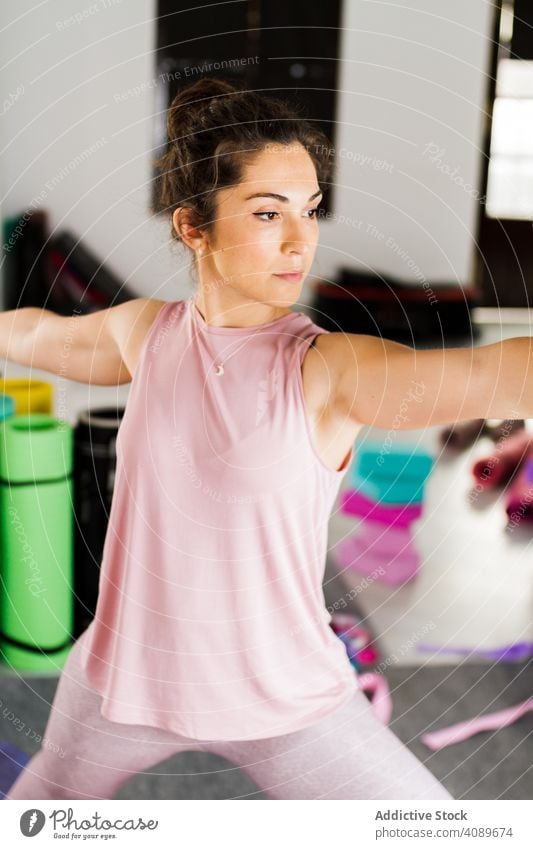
[0,414,74,672]
[352,441,434,482]
[0,394,14,422]
[352,470,427,505]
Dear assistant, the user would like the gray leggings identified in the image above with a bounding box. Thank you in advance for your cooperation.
[5,634,453,801]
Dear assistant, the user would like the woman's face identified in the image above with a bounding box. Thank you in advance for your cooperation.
[201,142,322,309]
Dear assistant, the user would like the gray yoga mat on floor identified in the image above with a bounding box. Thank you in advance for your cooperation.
[0,659,530,800]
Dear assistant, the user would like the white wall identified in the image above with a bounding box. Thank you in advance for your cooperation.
[0,0,187,308]
[317,0,495,289]
[1,0,495,310]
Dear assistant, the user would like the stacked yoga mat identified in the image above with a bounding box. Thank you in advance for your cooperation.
[440,418,533,524]
[0,378,123,672]
[471,426,533,524]
[335,441,435,586]
[73,406,125,638]
[0,380,73,673]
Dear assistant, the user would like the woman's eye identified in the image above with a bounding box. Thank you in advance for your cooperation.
[253,211,280,221]
[253,208,320,222]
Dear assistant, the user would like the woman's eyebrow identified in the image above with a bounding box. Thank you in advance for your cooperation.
[244,190,323,202]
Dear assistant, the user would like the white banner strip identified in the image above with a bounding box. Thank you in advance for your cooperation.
[2,799,533,848]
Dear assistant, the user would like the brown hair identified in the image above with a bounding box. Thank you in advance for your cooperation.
[151,77,335,259]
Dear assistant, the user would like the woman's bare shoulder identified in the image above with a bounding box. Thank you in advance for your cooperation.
[118,298,170,378]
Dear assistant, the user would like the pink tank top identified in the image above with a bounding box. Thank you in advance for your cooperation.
[79,297,357,741]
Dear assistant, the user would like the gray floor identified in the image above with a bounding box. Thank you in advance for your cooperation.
[1,658,530,800]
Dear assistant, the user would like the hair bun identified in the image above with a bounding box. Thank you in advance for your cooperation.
[171,77,238,113]
[166,77,239,140]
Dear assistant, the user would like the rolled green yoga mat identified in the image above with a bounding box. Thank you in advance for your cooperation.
[0,414,74,672]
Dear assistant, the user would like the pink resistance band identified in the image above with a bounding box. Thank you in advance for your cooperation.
[358,672,394,724]
[358,673,532,752]
[421,698,533,751]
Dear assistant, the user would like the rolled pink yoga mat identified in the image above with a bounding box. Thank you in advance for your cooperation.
[335,528,420,586]
[357,519,414,554]
[472,428,533,489]
[340,487,423,527]
[505,456,533,522]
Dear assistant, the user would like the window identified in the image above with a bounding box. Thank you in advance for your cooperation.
[486,59,533,219]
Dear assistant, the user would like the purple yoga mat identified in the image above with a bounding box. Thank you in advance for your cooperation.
[0,741,30,799]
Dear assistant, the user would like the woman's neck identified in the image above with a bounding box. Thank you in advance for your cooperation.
[192,294,293,329]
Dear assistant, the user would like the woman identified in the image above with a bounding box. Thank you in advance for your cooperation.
[7,75,516,801]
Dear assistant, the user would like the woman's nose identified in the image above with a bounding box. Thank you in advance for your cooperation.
[281,222,312,254]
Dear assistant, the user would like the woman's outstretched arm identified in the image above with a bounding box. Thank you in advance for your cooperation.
[0,298,165,386]
[320,333,532,430]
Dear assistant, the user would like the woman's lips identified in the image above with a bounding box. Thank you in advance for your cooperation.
[273,272,303,282]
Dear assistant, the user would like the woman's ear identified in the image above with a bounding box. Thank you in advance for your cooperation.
[172,207,207,252]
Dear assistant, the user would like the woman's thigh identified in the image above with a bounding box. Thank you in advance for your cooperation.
[5,636,204,801]
[209,689,453,800]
